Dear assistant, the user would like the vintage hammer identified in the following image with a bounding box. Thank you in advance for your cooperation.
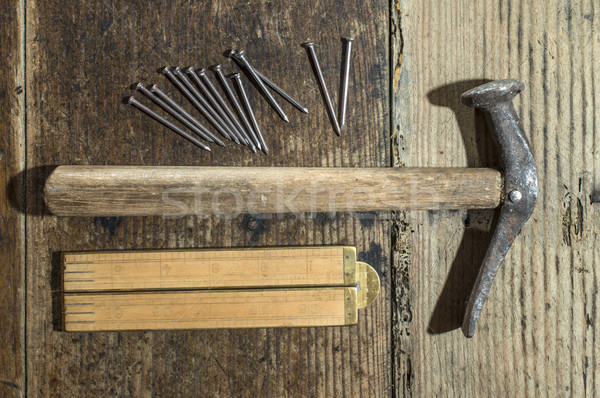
[44,79,538,337]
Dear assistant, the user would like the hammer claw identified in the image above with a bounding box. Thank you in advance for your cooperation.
[460,79,538,337]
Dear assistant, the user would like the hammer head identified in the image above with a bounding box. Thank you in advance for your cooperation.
[461,79,525,110]
[460,79,538,337]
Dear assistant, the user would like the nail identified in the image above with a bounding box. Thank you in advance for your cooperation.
[159,66,231,141]
[148,84,225,147]
[230,73,269,154]
[338,37,354,129]
[196,67,257,151]
[302,42,341,136]
[228,51,308,114]
[125,96,211,151]
[233,50,289,123]
[184,67,252,150]
[160,66,235,143]
[148,85,226,147]
[134,83,221,146]
[212,65,262,151]
[172,66,241,145]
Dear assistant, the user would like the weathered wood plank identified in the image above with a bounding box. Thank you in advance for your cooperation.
[0,0,25,396]
[393,0,599,396]
[25,0,391,396]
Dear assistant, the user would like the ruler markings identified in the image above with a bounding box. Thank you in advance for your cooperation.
[64,312,95,315]
[63,247,349,292]
[63,271,95,274]
[64,288,353,331]
[64,261,94,265]
[65,321,96,324]
[63,247,359,331]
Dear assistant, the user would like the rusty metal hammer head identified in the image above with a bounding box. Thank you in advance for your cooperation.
[460,79,538,337]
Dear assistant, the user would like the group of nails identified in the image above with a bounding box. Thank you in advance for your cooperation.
[125,38,354,153]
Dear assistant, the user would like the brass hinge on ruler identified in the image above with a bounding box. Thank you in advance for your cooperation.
[62,246,380,331]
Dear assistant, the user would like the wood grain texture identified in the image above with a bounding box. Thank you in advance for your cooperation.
[24,0,390,396]
[392,0,599,396]
[0,0,25,396]
[8,0,596,395]
[45,166,502,216]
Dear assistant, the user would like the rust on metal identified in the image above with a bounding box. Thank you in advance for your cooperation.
[460,79,538,337]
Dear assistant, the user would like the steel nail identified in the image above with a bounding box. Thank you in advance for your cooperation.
[228,51,308,114]
[125,96,211,151]
[197,67,257,151]
[258,71,309,114]
[302,42,341,136]
[338,37,354,129]
[233,50,290,123]
[172,66,241,145]
[212,65,262,151]
[148,85,226,147]
[184,67,252,150]
[160,66,235,143]
[134,83,220,145]
[159,66,231,141]
[230,73,269,154]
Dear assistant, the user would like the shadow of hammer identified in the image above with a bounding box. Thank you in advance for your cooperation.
[44,79,538,338]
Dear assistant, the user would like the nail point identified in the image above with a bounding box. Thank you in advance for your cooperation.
[302,42,315,48]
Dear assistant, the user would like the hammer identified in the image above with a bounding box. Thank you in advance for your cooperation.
[44,79,538,337]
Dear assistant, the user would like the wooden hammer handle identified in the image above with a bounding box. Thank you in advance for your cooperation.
[44,166,502,217]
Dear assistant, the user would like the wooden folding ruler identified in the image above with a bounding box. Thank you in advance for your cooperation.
[62,246,380,331]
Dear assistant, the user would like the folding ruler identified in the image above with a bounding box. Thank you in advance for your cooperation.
[62,246,380,331]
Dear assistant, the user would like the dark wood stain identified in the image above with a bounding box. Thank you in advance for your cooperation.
[0,0,25,396]
[19,0,390,396]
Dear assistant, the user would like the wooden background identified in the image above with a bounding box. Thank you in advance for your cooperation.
[1,0,598,396]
